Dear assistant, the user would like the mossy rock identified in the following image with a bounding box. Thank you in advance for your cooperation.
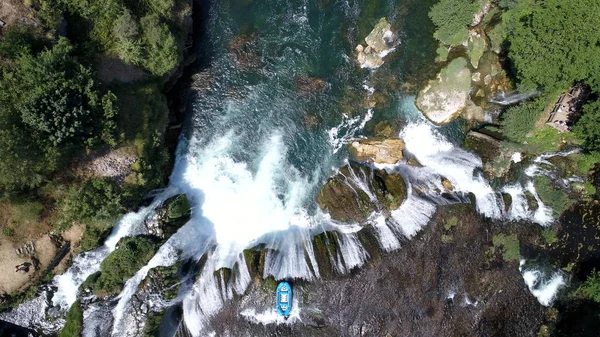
[316,166,374,223]
[317,165,407,223]
[502,193,512,213]
[243,247,267,280]
[312,232,337,278]
[492,233,520,261]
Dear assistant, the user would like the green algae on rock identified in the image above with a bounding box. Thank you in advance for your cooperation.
[416,57,472,125]
[316,165,407,223]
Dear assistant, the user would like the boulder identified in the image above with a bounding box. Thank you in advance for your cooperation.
[144,194,191,239]
[316,165,407,223]
[356,18,396,69]
[441,178,454,191]
[467,31,486,68]
[416,58,472,125]
[373,120,403,138]
[348,138,405,164]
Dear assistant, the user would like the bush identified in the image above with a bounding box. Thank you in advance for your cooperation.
[429,0,480,46]
[94,236,159,296]
[58,178,123,228]
[58,300,83,337]
[579,269,600,303]
[500,99,546,142]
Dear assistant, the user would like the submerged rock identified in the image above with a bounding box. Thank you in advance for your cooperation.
[295,76,328,97]
[348,138,405,164]
[372,120,403,138]
[416,57,472,125]
[355,18,396,69]
[316,165,406,223]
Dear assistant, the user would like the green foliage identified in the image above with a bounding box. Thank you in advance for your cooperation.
[429,0,480,46]
[541,227,557,245]
[95,236,159,296]
[166,194,191,220]
[57,0,180,75]
[139,15,179,75]
[505,0,600,92]
[59,300,83,337]
[492,233,520,261]
[444,216,458,230]
[0,25,48,59]
[13,38,116,146]
[579,269,600,303]
[534,176,573,217]
[57,178,124,250]
[573,100,600,152]
[58,178,123,227]
[500,99,545,142]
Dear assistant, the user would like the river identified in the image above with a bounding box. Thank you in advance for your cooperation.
[0,1,568,336]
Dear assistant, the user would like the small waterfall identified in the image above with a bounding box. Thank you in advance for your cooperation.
[489,90,540,106]
[520,260,566,306]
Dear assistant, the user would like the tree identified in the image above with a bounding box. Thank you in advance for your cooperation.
[140,14,178,75]
[505,0,600,92]
[429,0,480,46]
[11,38,116,146]
[573,100,600,151]
[579,269,600,303]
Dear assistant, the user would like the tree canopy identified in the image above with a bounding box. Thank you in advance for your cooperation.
[429,0,480,46]
[505,0,600,92]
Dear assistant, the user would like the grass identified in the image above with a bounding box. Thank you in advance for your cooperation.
[492,233,520,261]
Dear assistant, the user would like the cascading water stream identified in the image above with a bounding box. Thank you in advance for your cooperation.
[1,1,580,335]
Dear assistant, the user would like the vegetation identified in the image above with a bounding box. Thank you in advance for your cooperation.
[492,233,520,261]
[499,99,546,143]
[58,300,83,337]
[578,269,600,303]
[429,0,480,46]
[541,227,558,245]
[504,0,600,92]
[94,236,160,296]
[573,101,600,152]
[534,176,573,217]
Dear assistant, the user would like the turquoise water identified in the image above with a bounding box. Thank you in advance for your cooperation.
[185,0,441,204]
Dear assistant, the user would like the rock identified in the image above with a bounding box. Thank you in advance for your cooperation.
[348,138,405,164]
[364,91,390,109]
[472,72,481,82]
[461,100,486,122]
[463,131,512,178]
[296,76,328,97]
[416,58,472,125]
[441,178,454,191]
[316,166,374,223]
[471,1,494,27]
[356,17,396,69]
[407,157,423,167]
[316,165,407,223]
[467,31,487,68]
[228,33,261,70]
[484,74,492,86]
[373,120,403,138]
[144,194,191,239]
[302,114,321,128]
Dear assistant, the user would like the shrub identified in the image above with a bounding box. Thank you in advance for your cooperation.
[500,99,546,143]
[579,269,600,303]
[541,227,558,245]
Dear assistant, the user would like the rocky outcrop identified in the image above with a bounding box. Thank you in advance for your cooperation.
[463,131,513,178]
[316,165,406,223]
[372,120,403,138]
[348,138,405,164]
[144,194,191,239]
[355,18,396,69]
[416,57,472,125]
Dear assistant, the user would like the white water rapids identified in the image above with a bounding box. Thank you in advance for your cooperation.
[0,94,574,335]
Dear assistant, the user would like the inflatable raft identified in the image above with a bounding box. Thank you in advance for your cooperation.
[276,281,292,318]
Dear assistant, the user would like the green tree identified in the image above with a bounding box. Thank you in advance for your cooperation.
[573,100,600,151]
[429,0,480,46]
[505,0,600,91]
[500,99,546,142]
[140,14,178,75]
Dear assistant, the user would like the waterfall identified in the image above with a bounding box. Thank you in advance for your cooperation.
[489,90,540,105]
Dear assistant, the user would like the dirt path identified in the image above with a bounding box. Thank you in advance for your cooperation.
[0,225,84,294]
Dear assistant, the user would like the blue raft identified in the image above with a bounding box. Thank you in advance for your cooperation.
[276,281,292,318]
